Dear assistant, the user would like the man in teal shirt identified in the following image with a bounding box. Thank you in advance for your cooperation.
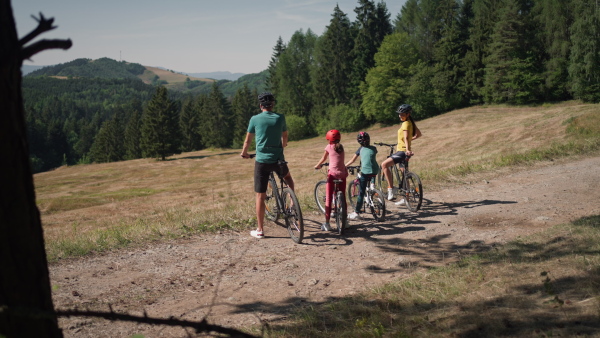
[241,92,294,239]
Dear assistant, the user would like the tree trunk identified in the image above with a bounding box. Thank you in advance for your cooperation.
[0,0,63,336]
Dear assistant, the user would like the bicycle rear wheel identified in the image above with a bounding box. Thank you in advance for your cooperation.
[405,172,423,212]
[282,188,304,244]
[369,188,386,222]
[334,191,347,235]
[313,180,327,214]
[265,178,279,221]
[347,179,360,210]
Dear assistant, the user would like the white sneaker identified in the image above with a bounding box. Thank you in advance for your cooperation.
[250,230,264,239]
[395,199,406,206]
[321,222,332,231]
[387,188,394,201]
[348,212,361,220]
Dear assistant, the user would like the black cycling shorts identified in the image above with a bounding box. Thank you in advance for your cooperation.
[254,161,290,193]
[390,151,407,165]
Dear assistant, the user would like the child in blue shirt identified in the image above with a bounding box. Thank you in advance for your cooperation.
[345,131,379,220]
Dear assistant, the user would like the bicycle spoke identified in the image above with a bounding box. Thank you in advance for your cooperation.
[283,188,304,244]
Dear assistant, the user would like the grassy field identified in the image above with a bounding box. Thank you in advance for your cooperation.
[138,66,214,85]
[34,101,600,263]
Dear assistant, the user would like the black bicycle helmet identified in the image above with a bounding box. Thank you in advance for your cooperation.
[396,104,413,115]
[357,131,370,146]
[258,92,275,106]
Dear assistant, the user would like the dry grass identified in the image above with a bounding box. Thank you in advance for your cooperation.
[138,66,214,85]
[34,101,600,261]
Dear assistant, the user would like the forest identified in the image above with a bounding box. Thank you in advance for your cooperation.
[23,0,600,173]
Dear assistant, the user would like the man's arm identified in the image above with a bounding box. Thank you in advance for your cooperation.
[240,132,254,158]
[282,131,288,148]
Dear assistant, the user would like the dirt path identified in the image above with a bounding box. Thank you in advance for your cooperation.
[50,156,600,337]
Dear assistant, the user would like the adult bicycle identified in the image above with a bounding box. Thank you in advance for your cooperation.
[346,165,386,222]
[374,142,423,212]
[314,163,347,235]
[248,154,304,243]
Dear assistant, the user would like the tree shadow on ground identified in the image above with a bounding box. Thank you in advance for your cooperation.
[227,215,600,337]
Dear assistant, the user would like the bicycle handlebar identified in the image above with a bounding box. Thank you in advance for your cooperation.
[374,142,397,147]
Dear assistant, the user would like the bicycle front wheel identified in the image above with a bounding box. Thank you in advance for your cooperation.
[282,188,304,244]
[265,178,279,221]
[313,180,327,214]
[405,172,423,212]
[369,188,386,222]
[334,191,347,235]
[347,179,360,210]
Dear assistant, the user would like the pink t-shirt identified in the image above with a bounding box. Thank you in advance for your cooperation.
[325,144,348,179]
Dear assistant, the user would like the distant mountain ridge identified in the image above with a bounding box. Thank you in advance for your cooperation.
[23,57,266,96]
[22,65,45,75]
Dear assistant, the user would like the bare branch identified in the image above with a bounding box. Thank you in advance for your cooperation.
[56,309,257,337]
[19,12,57,46]
[21,39,72,61]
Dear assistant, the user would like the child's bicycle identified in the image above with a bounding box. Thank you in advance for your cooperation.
[374,142,423,212]
[248,154,304,243]
[314,163,347,235]
[346,165,386,222]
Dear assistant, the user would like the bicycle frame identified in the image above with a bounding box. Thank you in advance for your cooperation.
[314,163,347,234]
[347,166,386,221]
[374,142,423,212]
[247,155,304,243]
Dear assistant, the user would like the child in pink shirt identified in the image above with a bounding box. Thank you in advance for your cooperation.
[314,130,348,231]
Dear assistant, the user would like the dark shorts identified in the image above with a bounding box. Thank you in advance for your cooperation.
[390,151,407,165]
[254,161,290,193]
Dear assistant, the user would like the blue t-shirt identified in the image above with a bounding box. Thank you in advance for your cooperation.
[355,146,379,175]
[247,111,287,164]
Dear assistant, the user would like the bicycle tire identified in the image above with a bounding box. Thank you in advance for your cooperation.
[334,191,347,235]
[313,180,327,214]
[369,188,386,222]
[265,178,279,221]
[347,179,360,210]
[282,188,304,244]
[405,172,423,212]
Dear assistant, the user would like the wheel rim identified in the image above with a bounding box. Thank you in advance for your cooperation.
[283,190,303,243]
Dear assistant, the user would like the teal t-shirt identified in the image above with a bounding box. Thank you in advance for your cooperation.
[356,146,379,175]
[247,111,287,164]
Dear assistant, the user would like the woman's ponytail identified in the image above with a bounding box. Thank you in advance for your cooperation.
[409,115,418,137]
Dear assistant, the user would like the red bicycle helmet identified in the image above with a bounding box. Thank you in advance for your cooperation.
[326,129,341,144]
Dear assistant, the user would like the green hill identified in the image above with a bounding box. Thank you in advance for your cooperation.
[25,57,266,96]
[27,57,146,79]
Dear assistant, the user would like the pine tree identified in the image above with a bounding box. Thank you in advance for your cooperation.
[534,0,573,101]
[265,36,286,95]
[375,2,393,46]
[89,115,124,163]
[202,82,232,148]
[124,109,142,160]
[140,86,180,160]
[482,0,542,104]
[274,29,317,121]
[231,84,257,148]
[311,5,355,114]
[349,0,387,104]
[569,0,600,102]
[433,0,469,111]
[460,0,503,104]
[179,98,201,152]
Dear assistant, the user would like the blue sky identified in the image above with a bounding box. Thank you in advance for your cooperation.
[12,0,406,74]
